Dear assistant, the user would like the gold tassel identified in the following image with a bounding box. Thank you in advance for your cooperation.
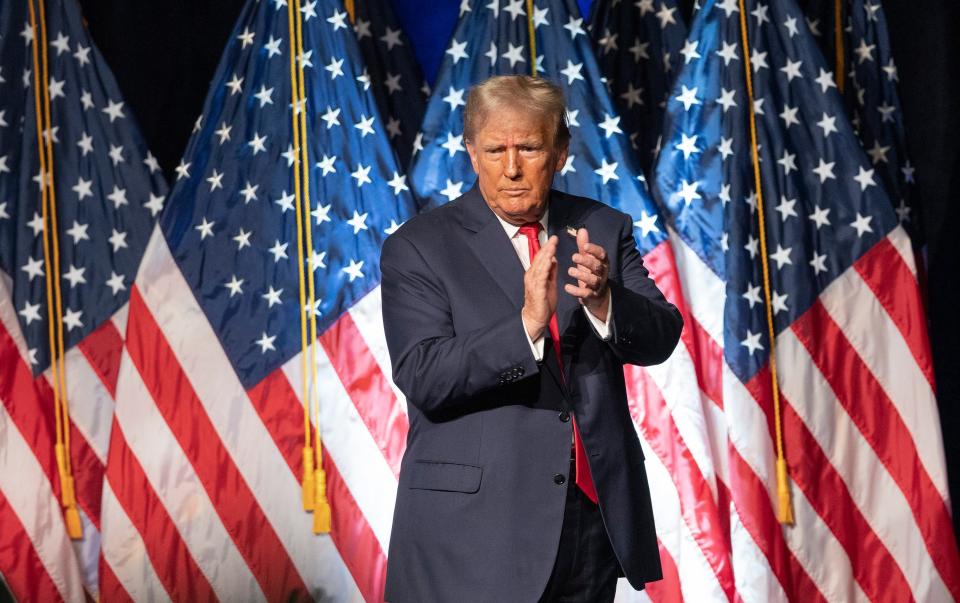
[312,467,331,534]
[775,458,794,525]
[64,501,83,539]
[302,446,316,511]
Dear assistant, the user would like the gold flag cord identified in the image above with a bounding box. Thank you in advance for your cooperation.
[834,0,845,93]
[27,0,82,539]
[526,0,537,77]
[735,0,794,524]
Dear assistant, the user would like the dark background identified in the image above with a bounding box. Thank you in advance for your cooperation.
[71,0,960,542]
[2,3,955,598]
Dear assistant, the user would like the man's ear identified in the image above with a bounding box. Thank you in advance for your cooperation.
[466,141,481,174]
[554,145,569,173]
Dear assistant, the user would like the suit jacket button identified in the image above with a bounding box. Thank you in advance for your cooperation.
[559,411,570,422]
[553,473,566,485]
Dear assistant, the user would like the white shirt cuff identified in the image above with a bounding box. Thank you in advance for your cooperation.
[583,289,613,341]
[521,315,546,362]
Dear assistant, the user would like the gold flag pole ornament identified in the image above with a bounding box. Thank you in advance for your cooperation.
[285,0,331,533]
[27,0,82,539]
[735,0,794,525]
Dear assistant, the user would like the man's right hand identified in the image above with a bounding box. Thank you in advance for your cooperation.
[521,235,559,341]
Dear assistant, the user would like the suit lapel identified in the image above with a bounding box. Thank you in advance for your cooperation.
[549,193,582,378]
[460,188,526,310]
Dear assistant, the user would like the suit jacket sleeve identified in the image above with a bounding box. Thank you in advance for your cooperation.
[605,213,683,366]
[380,232,540,419]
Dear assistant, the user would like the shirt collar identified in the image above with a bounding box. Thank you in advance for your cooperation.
[494,207,549,240]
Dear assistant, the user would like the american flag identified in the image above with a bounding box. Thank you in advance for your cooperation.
[349,0,428,171]
[0,0,167,599]
[653,0,959,600]
[98,0,416,599]
[800,0,921,245]
[410,1,737,600]
[587,0,688,177]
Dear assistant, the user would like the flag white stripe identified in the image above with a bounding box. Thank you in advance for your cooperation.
[49,348,113,463]
[668,228,724,343]
[887,227,917,278]
[349,285,408,413]
[728,502,788,603]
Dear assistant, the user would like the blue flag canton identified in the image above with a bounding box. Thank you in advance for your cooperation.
[352,0,428,171]
[653,0,899,382]
[0,0,167,374]
[588,0,688,176]
[410,0,667,255]
[161,0,417,389]
[803,0,919,242]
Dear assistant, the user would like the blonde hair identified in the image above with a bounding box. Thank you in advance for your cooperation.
[463,75,570,149]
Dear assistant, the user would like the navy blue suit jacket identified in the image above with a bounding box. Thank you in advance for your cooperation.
[380,187,682,602]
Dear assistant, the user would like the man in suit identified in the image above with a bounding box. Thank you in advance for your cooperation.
[381,75,682,602]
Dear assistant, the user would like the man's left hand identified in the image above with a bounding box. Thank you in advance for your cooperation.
[564,228,610,322]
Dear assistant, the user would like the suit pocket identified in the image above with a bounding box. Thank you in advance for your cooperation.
[408,460,482,493]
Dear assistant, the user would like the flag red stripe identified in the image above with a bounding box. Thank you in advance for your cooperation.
[791,302,960,597]
[852,237,935,387]
[76,319,124,399]
[645,538,684,603]
[319,311,407,476]
[625,365,735,601]
[125,287,310,601]
[105,419,217,602]
[97,552,133,603]
[725,442,827,602]
[0,488,65,603]
[247,369,389,603]
[744,368,915,603]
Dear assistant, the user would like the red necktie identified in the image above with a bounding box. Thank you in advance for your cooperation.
[518,223,598,504]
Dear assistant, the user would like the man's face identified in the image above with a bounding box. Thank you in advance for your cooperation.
[466,108,568,225]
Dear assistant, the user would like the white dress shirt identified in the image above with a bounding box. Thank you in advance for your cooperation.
[493,210,613,362]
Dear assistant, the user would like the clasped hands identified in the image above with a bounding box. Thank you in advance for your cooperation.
[521,228,609,341]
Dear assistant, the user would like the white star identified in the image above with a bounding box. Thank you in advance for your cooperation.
[675,85,701,111]
[240,181,258,204]
[565,109,580,128]
[327,9,348,30]
[224,275,244,297]
[342,259,365,282]
[109,228,128,252]
[780,58,803,82]
[72,177,93,201]
[255,332,277,353]
[741,330,763,354]
[817,112,838,137]
[718,137,734,160]
[867,140,890,164]
[769,244,793,269]
[108,144,125,165]
[102,99,125,122]
[66,220,89,243]
[598,113,623,138]
[719,183,731,205]
[634,211,660,237]
[304,299,323,317]
[564,15,586,38]
[504,0,526,19]
[346,211,369,234]
[321,106,341,129]
[300,0,317,20]
[22,256,44,280]
[196,217,215,239]
[440,179,464,201]
[744,235,759,258]
[107,185,128,209]
[441,132,465,157]
[214,122,232,144]
[675,133,700,159]
[716,0,739,16]
[269,240,289,262]
[484,41,498,66]
[742,283,762,308]
[877,102,896,123]
[316,154,337,175]
[262,287,283,308]
[716,87,737,113]
[778,150,797,175]
[443,86,466,111]
[783,15,799,37]
[20,22,34,45]
[854,38,875,64]
[809,205,831,229]
[325,58,344,79]
[354,114,376,137]
[619,83,644,108]
[716,41,738,65]
[381,26,404,50]
[883,58,899,81]
[561,155,576,175]
[750,49,768,71]
[226,73,243,95]
[48,77,66,100]
[533,7,551,27]
[771,290,789,315]
[775,196,798,221]
[143,151,160,174]
[254,84,274,106]
[106,271,126,295]
[237,26,255,47]
[51,32,70,55]
[63,308,83,332]
[636,0,655,15]
[80,90,94,110]
[388,172,409,195]
[676,179,701,205]
[629,39,650,62]
[233,228,252,250]
[813,158,836,182]
[896,200,911,223]
[598,30,618,54]
[356,68,371,90]
[502,43,526,67]
[679,39,700,64]
[384,72,403,94]
[19,301,41,325]
[559,60,584,85]
[0,202,7,220]
[853,166,876,191]
[751,3,770,24]
[594,159,619,184]
[655,3,677,27]
[248,132,267,154]
[815,68,837,93]
[351,164,372,187]
[850,213,874,237]
[446,39,469,64]
[780,104,800,128]
[77,132,94,156]
[281,144,299,166]
[902,161,915,183]
[745,191,757,213]
[275,191,295,213]
[27,212,45,236]
[206,169,224,191]
[386,117,402,139]
[63,264,87,288]
[145,194,165,217]
[353,18,372,39]
[385,219,403,235]
[309,250,327,271]
[809,251,828,274]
